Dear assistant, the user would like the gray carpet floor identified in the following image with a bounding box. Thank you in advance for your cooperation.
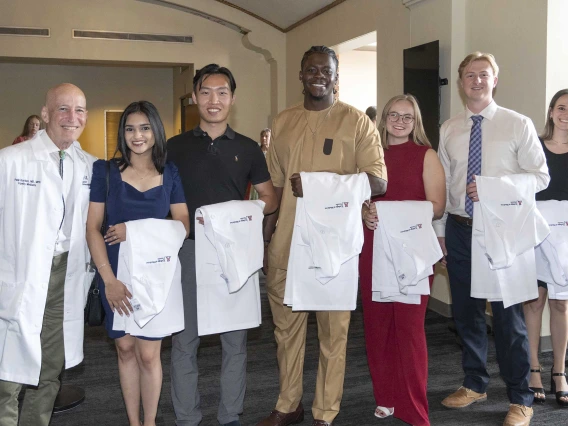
[49,276,566,426]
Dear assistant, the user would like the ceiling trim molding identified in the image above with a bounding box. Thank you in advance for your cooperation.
[214,0,285,32]
[136,0,251,34]
[283,0,348,33]
[402,0,427,7]
[213,0,348,33]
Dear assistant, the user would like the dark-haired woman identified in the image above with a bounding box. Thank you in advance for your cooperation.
[12,114,41,144]
[86,101,189,426]
[523,88,568,407]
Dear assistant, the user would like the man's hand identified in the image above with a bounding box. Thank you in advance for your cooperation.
[362,201,378,230]
[438,237,447,268]
[290,173,303,197]
[466,176,479,202]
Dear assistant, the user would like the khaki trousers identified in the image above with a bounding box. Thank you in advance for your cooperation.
[0,252,67,426]
[266,267,351,423]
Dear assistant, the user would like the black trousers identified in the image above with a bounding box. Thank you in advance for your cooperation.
[445,215,533,406]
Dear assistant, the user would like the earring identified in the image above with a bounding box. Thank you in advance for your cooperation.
[333,88,337,94]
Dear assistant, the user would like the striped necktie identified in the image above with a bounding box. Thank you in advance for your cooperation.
[465,115,483,217]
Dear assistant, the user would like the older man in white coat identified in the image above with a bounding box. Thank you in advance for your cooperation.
[0,83,96,426]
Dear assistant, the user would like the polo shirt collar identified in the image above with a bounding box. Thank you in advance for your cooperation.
[192,124,235,140]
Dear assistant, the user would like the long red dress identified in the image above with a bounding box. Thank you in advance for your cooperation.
[359,141,432,426]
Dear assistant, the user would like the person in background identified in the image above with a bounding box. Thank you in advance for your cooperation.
[365,106,377,127]
[0,83,95,426]
[260,128,271,155]
[523,88,568,408]
[360,94,445,425]
[86,100,190,426]
[12,114,41,144]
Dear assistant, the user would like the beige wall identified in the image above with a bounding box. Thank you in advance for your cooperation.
[0,63,173,157]
[465,0,548,130]
[285,0,409,109]
[546,0,568,110]
[1,0,286,145]
[337,50,377,113]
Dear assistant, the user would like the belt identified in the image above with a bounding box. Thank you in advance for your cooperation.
[449,213,473,227]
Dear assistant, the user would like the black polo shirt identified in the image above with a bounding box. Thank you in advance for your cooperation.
[167,125,271,240]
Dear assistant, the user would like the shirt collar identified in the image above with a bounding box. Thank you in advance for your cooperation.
[192,124,235,140]
[465,100,497,123]
[41,131,74,160]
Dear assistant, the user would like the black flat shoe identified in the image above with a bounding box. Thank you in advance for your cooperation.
[529,366,546,404]
[550,368,568,407]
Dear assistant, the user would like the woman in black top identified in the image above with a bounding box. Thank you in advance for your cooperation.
[524,89,568,407]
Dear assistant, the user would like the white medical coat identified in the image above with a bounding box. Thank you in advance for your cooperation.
[0,131,96,385]
[372,201,442,304]
[195,200,264,336]
[285,172,371,311]
[471,174,549,307]
[113,219,186,337]
[535,200,568,300]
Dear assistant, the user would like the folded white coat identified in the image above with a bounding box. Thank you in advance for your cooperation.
[285,172,370,311]
[471,174,549,307]
[372,201,441,305]
[535,200,568,300]
[114,218,186,337]
[196,200,264,336]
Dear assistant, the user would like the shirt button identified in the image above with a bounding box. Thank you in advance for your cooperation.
[225,243,231,248]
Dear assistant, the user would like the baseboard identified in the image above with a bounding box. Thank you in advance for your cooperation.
[427,297,452,318]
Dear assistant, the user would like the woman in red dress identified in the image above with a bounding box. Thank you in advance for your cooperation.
[359,94,446,425]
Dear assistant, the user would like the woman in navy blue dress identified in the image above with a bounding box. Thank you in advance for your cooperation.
[86,101,189,426]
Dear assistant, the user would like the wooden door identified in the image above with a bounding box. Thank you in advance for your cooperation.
[105,110,123,160]
[181,95,200,133]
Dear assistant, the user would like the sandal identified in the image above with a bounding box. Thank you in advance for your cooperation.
[374,406,394,419]
[529,366,546,404]
[551,368,568,407]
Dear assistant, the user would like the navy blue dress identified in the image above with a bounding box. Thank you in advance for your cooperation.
[90,159,186,339]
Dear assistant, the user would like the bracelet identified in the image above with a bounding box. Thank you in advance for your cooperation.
[97,263,110,270]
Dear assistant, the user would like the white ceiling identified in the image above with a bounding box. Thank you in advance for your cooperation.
[218,0,339,31]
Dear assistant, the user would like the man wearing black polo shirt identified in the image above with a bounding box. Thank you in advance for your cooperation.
[168,64,277,426]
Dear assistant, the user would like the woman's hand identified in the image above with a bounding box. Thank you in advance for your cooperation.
[104,223,126,245]
[104,277,133,316]
[362,201,378,230]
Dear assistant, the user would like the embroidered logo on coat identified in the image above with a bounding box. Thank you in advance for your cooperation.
[324,202,350,210]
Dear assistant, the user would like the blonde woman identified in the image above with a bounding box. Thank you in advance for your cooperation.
[359,94,445,425]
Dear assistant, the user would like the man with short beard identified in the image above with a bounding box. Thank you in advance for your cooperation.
[257,46,387,426]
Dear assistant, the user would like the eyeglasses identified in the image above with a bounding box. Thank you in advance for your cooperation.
[387,112,414,124]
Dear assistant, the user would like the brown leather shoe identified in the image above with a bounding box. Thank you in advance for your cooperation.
[441,386,487,408]
[312,420,333,426]
[256,402,304,426]
[503,404,533,426]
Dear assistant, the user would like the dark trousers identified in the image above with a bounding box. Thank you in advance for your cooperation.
[445,215,533,406]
